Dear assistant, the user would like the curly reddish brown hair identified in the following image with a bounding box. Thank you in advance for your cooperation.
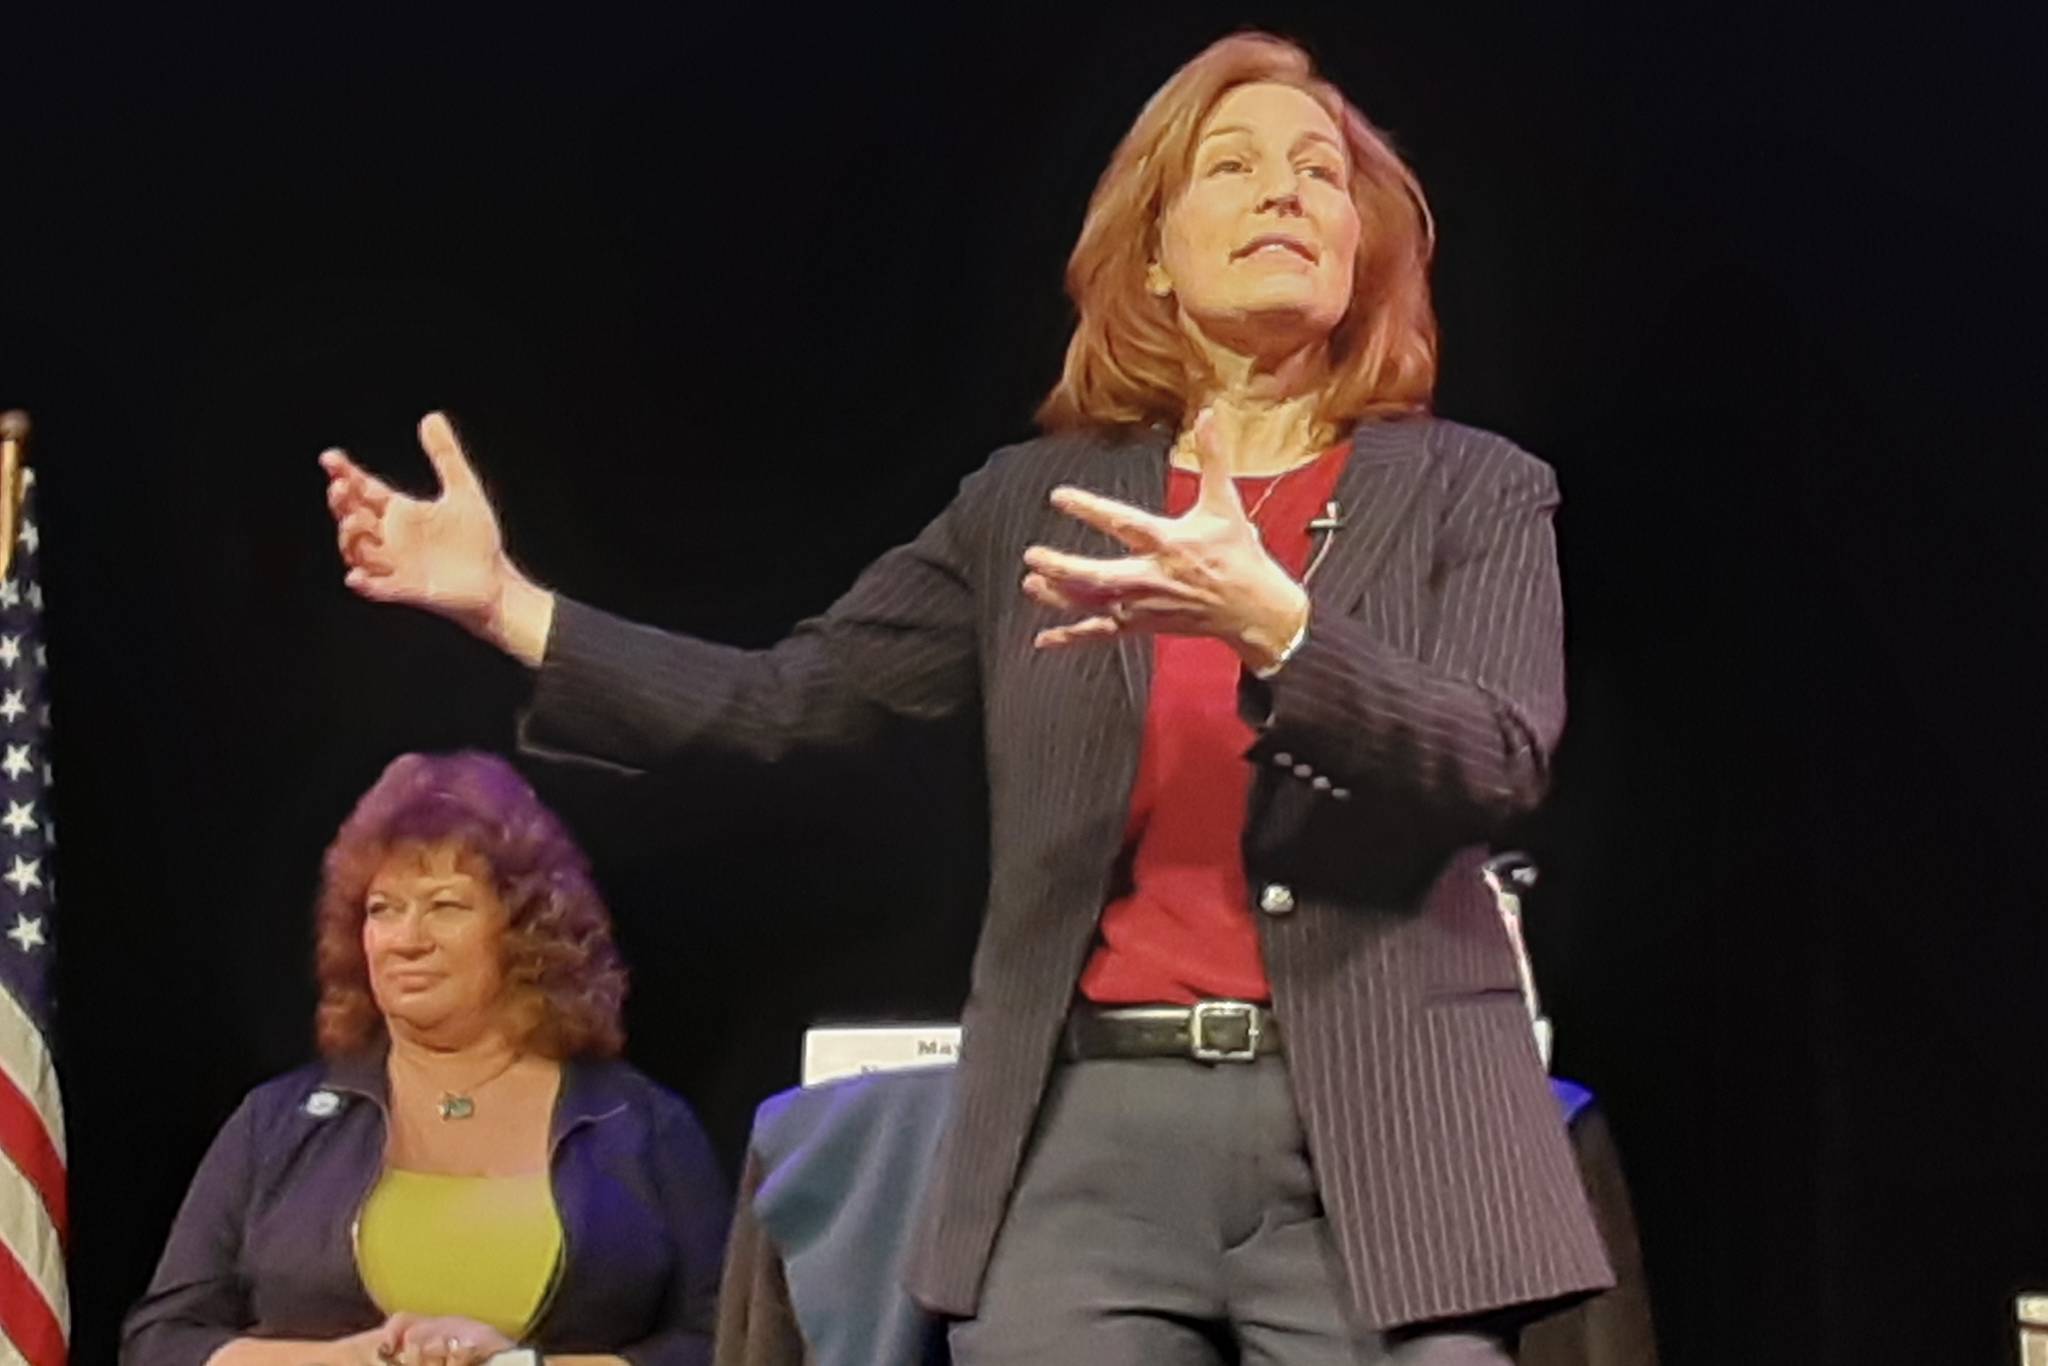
[314,751,627,1059]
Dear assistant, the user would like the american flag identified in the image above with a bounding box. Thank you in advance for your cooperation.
[0,460,65,1366]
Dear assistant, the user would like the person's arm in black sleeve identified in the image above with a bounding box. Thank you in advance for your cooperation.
[519,460,992,780]
[120,1095,259,1366]
[1241,430,1565,835]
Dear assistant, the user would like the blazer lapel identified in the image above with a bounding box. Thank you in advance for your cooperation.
[1307,418,1431,615]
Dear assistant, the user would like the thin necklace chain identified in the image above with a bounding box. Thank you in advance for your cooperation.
[1241,462,1310,523]
[1170,429,1325,526]
[394,1045,523,1121]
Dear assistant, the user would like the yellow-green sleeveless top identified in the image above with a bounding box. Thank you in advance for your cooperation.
[355,1169,564,1338]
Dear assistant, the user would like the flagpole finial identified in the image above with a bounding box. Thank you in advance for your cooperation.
[0,410,28,585]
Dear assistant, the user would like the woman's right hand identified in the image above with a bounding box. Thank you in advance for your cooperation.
[320,412,554,666]
[201,1326,392,1365]
[336,1326,399,1365]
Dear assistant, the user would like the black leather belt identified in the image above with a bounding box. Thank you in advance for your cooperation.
[1062,1001,1282,1063]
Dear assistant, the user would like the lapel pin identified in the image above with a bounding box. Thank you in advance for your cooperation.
[303,1089,341,1119]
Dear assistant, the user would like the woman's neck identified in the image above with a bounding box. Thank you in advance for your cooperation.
[1181,330,1336,474]
[386,1022,519,1077]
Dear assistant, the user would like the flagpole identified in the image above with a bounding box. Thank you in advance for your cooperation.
[0,411,27,583]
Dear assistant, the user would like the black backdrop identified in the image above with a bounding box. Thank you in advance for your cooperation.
[5,4,2044,1362]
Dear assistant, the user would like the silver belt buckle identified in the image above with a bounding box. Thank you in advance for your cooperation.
[1189,999,1261,1062]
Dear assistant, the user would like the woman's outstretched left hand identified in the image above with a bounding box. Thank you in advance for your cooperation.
[1022,409,1309,673]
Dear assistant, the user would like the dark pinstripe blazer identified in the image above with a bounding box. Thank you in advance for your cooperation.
[519,415,1615,1330]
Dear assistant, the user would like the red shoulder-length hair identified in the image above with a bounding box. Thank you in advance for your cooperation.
[1038,31,1437,434]
[313,751,627,1060]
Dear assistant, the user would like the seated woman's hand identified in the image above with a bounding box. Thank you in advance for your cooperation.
[1021,408,1309,673]
[279,1326,398,1366]
[375,1312,515,1366]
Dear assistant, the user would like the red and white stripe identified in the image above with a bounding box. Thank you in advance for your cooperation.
[0,984,65,1366]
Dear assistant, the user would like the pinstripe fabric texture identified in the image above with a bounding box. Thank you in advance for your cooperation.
[519,416,1614,1330]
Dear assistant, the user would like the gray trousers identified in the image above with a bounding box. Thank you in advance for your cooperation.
[948,1057,1519,1366]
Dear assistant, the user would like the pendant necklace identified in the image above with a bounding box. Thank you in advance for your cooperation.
[409,1049,523,1122]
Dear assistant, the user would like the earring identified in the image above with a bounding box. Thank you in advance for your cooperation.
[1146,265,1172,298]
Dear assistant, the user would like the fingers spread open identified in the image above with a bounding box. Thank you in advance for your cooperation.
[1021,572,1105,615]
[416,411,482,495]
[1022,546,1168,596]
[344,565,408,600]
[1190,408,1247,518]
[337,508,383,552]
[322,453,394,517]
[1048,487,1169,551]
[1033,615,1122,649]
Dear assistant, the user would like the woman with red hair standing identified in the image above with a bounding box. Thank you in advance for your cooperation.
[321,32,1610,1365]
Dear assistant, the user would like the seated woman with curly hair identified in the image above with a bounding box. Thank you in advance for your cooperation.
[122,752,728,1366]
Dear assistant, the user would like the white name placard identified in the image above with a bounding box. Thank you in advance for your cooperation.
[801,1023,963,1087]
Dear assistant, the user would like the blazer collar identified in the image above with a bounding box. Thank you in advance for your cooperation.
[1307,416,1432,613]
